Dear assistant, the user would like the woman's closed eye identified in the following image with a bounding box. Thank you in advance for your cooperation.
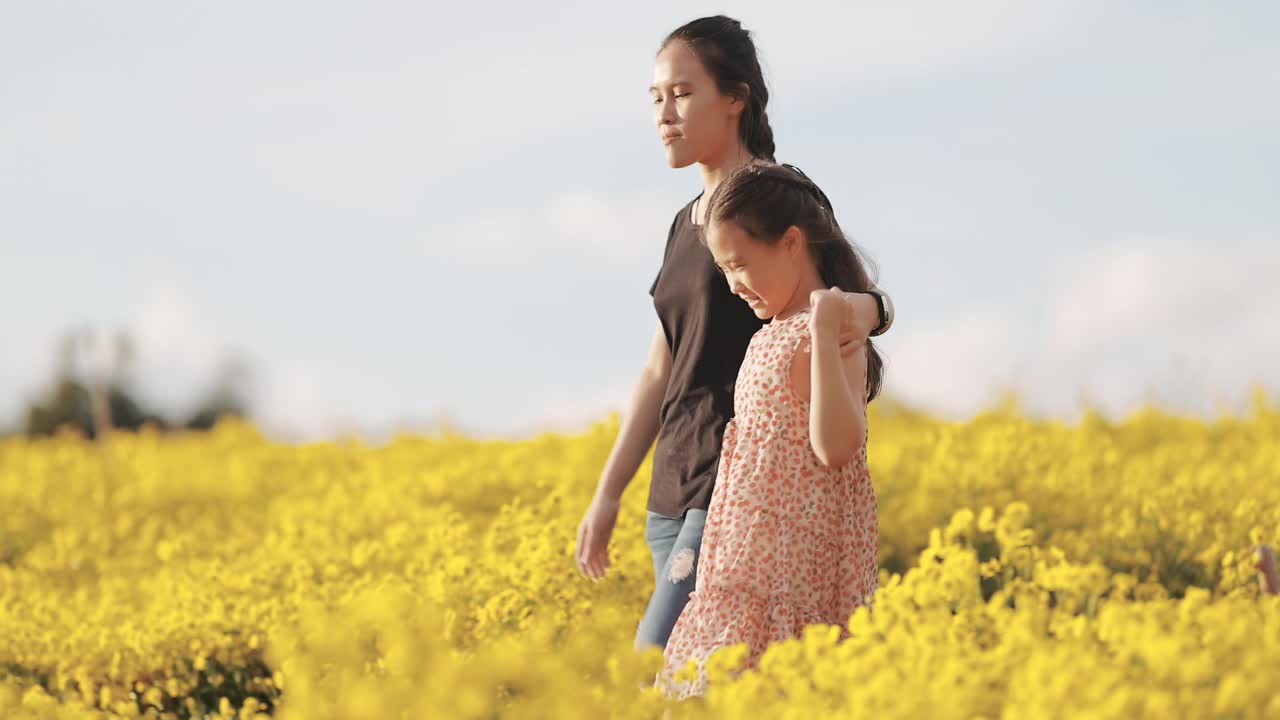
[653,93,691,105]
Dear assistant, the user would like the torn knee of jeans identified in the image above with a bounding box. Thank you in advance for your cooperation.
[668,548,696,583]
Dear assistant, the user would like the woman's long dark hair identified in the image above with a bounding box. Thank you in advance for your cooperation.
[705,163,885,402]
[662,16,776,161]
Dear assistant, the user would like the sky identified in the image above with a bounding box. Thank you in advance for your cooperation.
[1,1,1277,440]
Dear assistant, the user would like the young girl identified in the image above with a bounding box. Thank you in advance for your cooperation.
[572,15,895,652]
[656,162,884,700]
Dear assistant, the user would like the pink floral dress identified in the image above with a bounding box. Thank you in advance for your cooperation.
[657,307,879,700]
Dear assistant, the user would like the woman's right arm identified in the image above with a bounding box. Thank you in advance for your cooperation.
[576,322,671,580]
[590,321,671,507]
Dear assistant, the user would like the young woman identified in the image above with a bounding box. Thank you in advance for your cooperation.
[573,15,895,652]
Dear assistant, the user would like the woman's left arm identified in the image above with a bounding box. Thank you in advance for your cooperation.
[836,288,894,358]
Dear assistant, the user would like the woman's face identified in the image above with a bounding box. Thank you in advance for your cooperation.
[650,41,742,169]
[705,219,805,320]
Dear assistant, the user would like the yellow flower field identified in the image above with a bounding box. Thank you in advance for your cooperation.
[1,392,1278,719]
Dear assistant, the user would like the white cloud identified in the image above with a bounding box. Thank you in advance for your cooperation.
[1031,235,1280,418]
[1044,242,1176,354]
[878,303,1023,417]
[124,271,230,407]
[442,214,529,257]
[437,190,683,262]
[252,362,355,442]
[548,191,681,259]
[123,273,358,440]
[517,375,638,437]
[879,232,1280,420]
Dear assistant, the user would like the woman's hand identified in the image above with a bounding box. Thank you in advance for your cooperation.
[575,497,620,582]
[809,287,860,342]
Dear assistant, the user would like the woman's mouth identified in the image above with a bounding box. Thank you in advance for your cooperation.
[743,295,764,309]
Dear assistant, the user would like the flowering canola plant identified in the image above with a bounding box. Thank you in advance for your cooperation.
[1,392,1278,719]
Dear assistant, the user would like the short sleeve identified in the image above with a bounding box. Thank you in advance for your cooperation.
[649,207,683,298]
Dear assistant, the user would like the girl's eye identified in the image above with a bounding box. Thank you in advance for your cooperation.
[675,93,690,100]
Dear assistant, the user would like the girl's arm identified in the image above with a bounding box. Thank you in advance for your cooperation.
[793,291,870,467]
[807,335,868,468]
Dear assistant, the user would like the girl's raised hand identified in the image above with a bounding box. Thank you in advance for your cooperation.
[809,287,858,343]
[806,287,871,359]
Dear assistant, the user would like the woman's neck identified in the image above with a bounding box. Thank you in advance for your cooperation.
[694,140,754,224]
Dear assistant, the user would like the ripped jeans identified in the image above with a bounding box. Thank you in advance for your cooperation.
[633,508,708,651]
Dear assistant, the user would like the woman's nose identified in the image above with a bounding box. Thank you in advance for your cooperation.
[658,99,678,125]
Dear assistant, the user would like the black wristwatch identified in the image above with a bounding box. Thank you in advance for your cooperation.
[865,289,890,337]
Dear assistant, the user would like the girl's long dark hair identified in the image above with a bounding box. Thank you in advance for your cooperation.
[705,163,885,402]
[662,16,776,162]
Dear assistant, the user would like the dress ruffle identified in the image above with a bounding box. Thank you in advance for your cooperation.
[655,584,857,700]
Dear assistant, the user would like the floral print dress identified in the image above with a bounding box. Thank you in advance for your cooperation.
[657,307,879,700]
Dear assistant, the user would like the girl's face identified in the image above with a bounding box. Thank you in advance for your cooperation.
[650,41,742,169]
[705,219,806,319]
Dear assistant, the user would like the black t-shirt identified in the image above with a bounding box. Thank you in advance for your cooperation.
[647,195,767,518]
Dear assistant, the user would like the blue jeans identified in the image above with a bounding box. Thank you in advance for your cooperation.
[634,508,708,651]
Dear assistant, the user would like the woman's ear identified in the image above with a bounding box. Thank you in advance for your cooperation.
[727,82,750,115]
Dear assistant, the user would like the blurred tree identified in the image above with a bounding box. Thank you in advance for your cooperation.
[184,354,254,430]
[19,328,252,438]
[25,330,98,437]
